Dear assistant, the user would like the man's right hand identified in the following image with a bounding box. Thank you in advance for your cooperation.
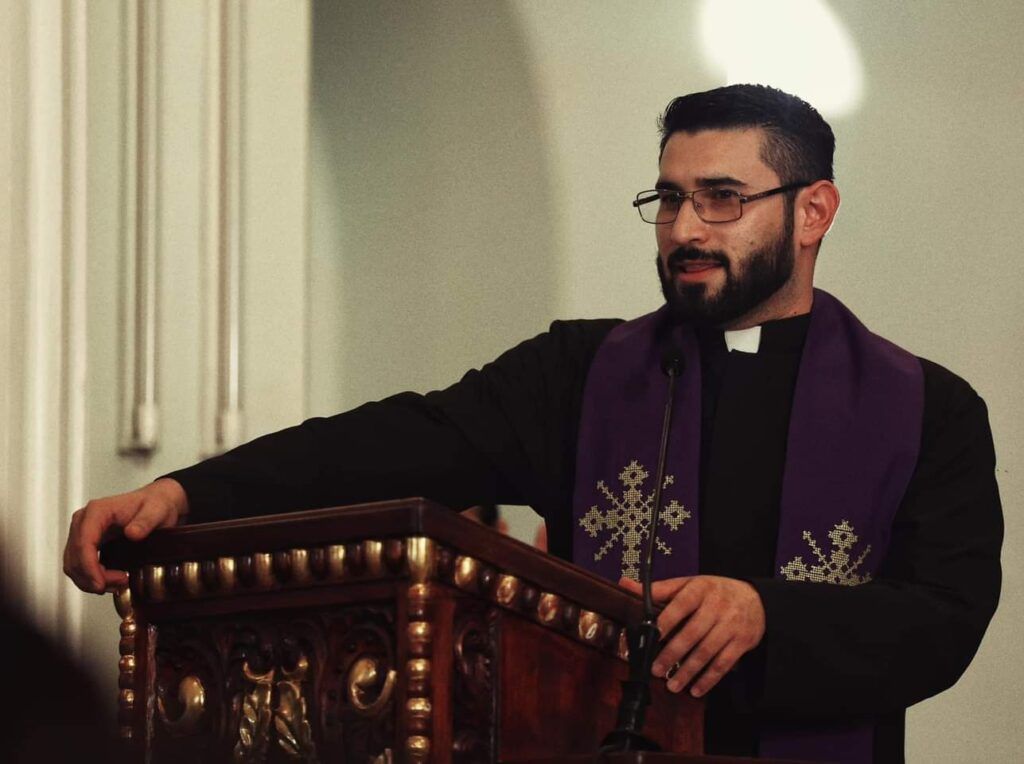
[63,478,189,594]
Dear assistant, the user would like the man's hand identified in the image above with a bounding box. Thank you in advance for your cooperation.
[63,478,188,594]
[619,575,765,697]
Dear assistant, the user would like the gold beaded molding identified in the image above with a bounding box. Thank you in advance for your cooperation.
[129,536,627,660]
[114,587,138,741]
[405,537,436,762]
[444,550,627,660]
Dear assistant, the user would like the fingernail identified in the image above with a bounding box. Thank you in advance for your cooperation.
[691,686,704,698]
[651,662,665,676]
[667,680,680,693]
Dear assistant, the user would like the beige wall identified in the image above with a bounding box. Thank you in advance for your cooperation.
[1,0,311,709]
[310,1,1023,760]
[2,0,1018,758]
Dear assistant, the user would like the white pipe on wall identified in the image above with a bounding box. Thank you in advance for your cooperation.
[119,0,160,455]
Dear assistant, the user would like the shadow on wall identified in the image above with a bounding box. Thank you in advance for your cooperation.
[312,1,559,407]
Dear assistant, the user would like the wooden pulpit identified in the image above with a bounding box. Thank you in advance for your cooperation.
[102,498,706,762]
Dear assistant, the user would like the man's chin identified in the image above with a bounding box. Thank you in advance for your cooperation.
[662,284,729,326]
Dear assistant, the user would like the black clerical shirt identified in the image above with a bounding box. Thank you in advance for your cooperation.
[695,315,810,756]
[169,314,1002,763]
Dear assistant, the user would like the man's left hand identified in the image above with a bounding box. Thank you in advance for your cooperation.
[619,575,766,697]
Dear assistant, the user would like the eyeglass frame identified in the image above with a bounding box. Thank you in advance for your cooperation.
[632,181,812,224]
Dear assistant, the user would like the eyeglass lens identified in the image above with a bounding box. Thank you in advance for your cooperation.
[637,189,741,224]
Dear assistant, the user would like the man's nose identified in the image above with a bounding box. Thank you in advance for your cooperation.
[668,198,708,246]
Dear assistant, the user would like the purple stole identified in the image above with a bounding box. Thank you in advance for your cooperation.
[572,290,924,763]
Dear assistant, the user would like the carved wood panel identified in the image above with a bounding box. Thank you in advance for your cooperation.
[150,604,397,763]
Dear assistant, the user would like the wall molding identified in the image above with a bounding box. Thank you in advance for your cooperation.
[0,0,87,648]
[118,0,160,455]
[201,0,245,457]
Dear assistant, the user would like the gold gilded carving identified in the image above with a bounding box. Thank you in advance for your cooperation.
[406,697,432,723]
[453,555,479,591]
[119,654,136,675]
[274,655,318,762]
[494,574,520,606]
[363,540,385,577]
[217,557,237,592]
[536,593,561,625]
[157,675,206,736]
[407,658,431,696]
[347,656,397,716]
[182,561,202,597]
[253,552,275,588]
[371,750,395,764]
[233,654,320,761]
[618,628,630,661]
[290,548,313,585]
[407,658,430,678]
[233,663,274,762]
[113,587,137,740]
[408,621,432,657]
[143,564,166,602]
[406,570,435,761]
[406,537,436,583]
[326,544,346,579]
[406,734,431,761]
[578,610,603,643]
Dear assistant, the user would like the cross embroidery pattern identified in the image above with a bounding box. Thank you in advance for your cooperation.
[779,519,873,586]
[578,459,691,581]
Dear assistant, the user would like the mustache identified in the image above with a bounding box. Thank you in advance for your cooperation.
[666,247,729,270]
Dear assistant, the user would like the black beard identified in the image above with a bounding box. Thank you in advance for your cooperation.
[656,217,795,327]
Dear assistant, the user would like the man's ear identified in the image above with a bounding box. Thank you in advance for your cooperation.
[795,180,840,250]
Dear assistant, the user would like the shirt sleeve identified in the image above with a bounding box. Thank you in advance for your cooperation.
[748,359,1003,719]
[164,319,619,530]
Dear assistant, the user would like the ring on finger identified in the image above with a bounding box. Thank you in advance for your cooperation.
[665,660,683,680]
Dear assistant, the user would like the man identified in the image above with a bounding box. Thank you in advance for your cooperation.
[64,85,1002,762]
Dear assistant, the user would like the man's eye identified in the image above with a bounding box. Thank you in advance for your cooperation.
[660,192,683,205]
[708,189,738,201]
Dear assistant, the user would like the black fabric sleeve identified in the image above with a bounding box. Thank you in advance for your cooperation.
[748,359,1003,719]
[165,319,620,541]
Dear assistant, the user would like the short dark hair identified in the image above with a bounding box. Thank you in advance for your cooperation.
[658,84,835,185]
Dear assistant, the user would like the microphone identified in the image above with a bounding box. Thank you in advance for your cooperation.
[600,345,685,753]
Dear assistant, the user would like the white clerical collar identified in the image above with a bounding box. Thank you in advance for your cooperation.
[723,325,762,354]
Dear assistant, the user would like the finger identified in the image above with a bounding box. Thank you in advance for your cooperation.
[65,509,111,594]
[651,606,716,677]
[654,579,705,636]
[124,497,172,540]
[618,577,642,592]
[665,622,733,693]
[63,510,93,592]
[649,576,693,602]
[103,569,131,593]
[689,640,746,697]
[70,499,138,593]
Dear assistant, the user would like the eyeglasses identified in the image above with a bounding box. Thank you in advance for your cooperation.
[632,182,811,224]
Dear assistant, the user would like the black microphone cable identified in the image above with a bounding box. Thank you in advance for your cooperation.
[599,345,685,753]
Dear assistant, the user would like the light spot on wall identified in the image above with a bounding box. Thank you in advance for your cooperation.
[697,0,864,119]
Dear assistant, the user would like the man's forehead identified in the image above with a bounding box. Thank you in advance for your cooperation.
[658,128,774,184]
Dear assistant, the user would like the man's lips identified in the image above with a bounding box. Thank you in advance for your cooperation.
[668,258,725,283]
[678,260,722,273]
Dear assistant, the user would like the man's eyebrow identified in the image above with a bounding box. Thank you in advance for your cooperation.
[696,175,748,188]
[654,176,749,191]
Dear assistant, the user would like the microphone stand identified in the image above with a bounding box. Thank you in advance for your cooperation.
[599,350,683,753]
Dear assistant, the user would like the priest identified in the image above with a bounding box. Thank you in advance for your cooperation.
[64,84,1002,763]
